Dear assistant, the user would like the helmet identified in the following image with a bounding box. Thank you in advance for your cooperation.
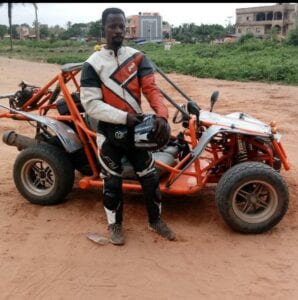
[106,114,170,151]
[134,114,170,150]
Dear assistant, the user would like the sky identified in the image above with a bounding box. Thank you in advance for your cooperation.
[0,2,276,28]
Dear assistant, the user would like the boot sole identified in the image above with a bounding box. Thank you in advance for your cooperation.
[148,225,176,241]
[110,239,125,245]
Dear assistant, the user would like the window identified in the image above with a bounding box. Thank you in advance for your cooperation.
[256,13,265,21]
[256,27,261,33]
[238,28,242,33]
[274,12,282,20]
[267,12,273,21]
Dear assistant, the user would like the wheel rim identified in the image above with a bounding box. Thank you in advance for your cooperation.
[232,180,278,223]
[21,158,56,196]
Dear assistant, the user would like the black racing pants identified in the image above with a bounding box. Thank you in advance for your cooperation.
[99,138,162,224]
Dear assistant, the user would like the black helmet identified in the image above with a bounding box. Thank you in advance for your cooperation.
[105,114,170,151]
[134,114,170,150]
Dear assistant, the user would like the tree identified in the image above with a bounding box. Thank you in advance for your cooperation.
[39,24,49,39]
[225,23,235,35]
[88,20,102,39]
[60,22,88,40]
[172,23,226,43]
[31,3,39,40]
[0,3,25,50]
[7,3,13,50]
[0,24,8,39]
[48,24,65,40]
[66,21,72,30]
[11,24,19,39]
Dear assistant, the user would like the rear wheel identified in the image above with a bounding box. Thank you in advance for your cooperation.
[13,144,75,205]
[215,162,289,233]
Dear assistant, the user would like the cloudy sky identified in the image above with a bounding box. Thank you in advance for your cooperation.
[0,3,276,28]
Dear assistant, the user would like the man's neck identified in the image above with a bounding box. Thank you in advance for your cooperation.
[105,44,122,56]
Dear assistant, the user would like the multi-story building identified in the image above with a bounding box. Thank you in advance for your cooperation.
[17,24,30,40]
[126,12,163,41]
[235,3,298,38]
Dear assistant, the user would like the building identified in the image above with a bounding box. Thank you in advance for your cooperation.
[17,24,30,40]
[235,3,298,38]
[211,34,238,45]
[126,12,163,41]
[16,24,37,40]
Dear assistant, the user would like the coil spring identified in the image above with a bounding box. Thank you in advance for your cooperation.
[236,134,248,162]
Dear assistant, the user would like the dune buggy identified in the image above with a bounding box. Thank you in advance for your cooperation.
[0,61,290,234]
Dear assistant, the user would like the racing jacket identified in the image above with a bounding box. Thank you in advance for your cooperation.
[80,46,168,131]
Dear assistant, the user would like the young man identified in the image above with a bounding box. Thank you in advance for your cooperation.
[80,7,175,245]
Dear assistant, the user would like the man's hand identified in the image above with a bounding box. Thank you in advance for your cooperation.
[153,116,170,145]
[126,112,144,127]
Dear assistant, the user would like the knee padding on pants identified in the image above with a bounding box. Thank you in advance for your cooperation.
[139,171,161,203]
[103,175,123,210]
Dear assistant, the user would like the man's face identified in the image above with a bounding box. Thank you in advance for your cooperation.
[104,13,126,48]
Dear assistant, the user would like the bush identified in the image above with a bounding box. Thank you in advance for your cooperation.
[0,37,297,85]
[286,27,298,46]
[238,33,255,44]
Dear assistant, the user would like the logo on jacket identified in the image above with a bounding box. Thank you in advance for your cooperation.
[128,62,136,73]
[115,130,126,139]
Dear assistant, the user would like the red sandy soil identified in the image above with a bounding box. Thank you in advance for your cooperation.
[0,56,297,299]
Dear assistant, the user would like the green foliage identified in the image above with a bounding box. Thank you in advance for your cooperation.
[60,23,88,40]
[237,38,264,52]
[172,23,227,43]
[286,27,298,46]
[39,25,49,39]
[238,33,254,44]
[0,38,297,85]
[11,24,19,39]
[46,53,89,65]
[269,27,279,42]
[0,25,8,38]
[0,39,93,64]
[136,39,298,85]
[88,20,102,39]
[15,39,82,48]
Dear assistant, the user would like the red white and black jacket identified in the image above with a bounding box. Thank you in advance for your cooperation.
[80,46,168,129]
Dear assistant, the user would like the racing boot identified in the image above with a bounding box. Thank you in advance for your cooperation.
[104,207,125,245]
[139,171,176,241]
[108,223,125,245]
[103,175,125,245]
[149,218,176,241]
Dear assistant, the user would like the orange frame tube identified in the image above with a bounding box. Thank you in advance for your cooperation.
[0,66,291,196]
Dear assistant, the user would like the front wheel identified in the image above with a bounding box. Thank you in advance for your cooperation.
[215,162,289,233]
[13,144,75,205]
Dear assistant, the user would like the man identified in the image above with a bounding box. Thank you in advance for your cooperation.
[80,7,175,245]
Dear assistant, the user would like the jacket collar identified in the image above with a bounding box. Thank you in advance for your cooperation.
[102,46,125,57]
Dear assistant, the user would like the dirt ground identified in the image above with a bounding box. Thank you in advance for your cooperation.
[0,56,297,299]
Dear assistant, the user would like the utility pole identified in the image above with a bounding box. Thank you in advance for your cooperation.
[227,16,232,34]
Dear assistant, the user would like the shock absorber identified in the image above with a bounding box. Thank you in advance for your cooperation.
[236,134,248,162]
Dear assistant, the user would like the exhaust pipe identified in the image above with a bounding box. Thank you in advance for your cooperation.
[2,130,39,151]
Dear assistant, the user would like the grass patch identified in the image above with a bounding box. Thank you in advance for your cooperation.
[0,39,297,85]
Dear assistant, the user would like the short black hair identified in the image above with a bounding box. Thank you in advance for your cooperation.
[102,7,125,27]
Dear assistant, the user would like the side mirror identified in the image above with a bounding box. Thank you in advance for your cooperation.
[210,91,219,112]
[187,101,201,116]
